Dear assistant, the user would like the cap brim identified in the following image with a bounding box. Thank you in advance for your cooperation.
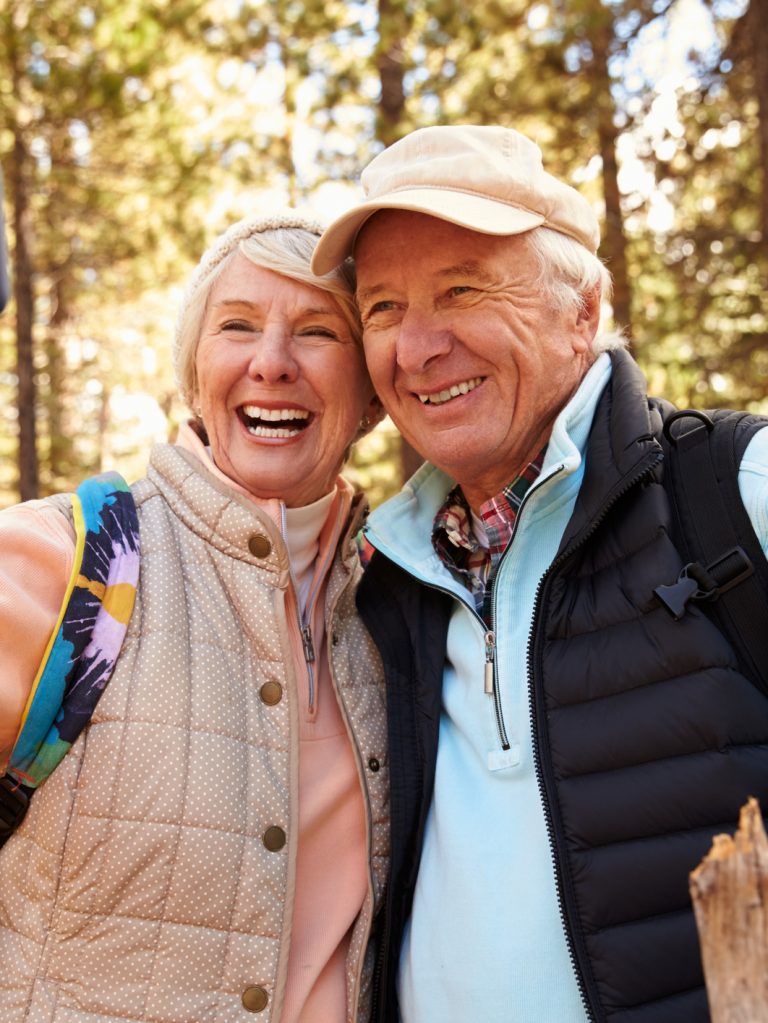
[310,189,545,275]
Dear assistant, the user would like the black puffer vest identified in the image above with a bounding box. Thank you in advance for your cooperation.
[359,349,768,1023]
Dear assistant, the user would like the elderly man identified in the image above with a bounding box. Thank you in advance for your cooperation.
[312,125,768,1023]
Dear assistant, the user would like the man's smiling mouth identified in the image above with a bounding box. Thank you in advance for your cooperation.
[239,404,311,438]
[417,377,483,406]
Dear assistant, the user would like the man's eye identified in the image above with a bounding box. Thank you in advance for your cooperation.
[367,300,396,315]
[448,286,474,297]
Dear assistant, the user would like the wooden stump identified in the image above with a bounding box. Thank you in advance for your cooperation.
[689,798,768,1022]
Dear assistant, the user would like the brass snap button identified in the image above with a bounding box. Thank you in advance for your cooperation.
[248,535,272,558]
[263,825,286,851]
[242,986,268,1012]
[260,681,283,706]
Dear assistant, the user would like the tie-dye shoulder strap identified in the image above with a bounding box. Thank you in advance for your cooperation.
[7,472,140,789]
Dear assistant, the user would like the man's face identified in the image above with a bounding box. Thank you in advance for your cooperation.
[355,211,598,510]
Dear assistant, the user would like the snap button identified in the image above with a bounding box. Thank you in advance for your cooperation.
[242,986,268,1012]
[368,757,380,773]
[260,681,283,706]
[263,825,286,851]
[248,535,271,558]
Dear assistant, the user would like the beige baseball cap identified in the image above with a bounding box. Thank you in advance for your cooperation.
[311,125,600,275]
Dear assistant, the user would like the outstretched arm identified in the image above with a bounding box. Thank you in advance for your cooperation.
[0,501,74,770]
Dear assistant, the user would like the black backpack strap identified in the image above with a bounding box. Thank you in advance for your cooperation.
[657,408,768,693]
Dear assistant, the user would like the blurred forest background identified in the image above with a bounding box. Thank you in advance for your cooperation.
[0,0,766,509]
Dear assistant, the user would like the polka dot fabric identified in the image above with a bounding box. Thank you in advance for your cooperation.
[0,444,389,1023]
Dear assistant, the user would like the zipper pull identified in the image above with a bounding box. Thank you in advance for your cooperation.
[301,625,315,664]
[484,631,495,695]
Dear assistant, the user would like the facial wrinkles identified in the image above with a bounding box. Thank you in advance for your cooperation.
[355,213,598,505]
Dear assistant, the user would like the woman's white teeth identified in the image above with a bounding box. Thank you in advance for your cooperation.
[241,404,310,437]
[418,377,482,405]
[242,405,309,422]
[248,425,301,437]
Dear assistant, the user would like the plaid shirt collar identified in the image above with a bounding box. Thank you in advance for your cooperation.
[432,449,546,614]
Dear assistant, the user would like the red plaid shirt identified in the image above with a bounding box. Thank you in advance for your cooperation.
[432,449,546,621]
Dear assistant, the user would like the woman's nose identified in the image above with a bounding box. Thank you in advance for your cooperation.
[246,328,299,383]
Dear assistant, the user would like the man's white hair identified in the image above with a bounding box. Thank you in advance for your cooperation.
[527,227,627,353]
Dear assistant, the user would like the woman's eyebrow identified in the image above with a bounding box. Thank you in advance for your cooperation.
[211,299,340,316]
[211,298,259,309]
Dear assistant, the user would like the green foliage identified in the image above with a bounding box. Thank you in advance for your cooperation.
[346,418,404,509]
[0,0,766,510]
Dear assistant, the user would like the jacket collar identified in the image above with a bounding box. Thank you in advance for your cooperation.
[555,347,663,555]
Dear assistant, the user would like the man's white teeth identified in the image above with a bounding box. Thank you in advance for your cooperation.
[242,405,309,422]
[418,377,483,405]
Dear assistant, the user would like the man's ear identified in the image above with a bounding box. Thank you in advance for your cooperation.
[573,286,601,352]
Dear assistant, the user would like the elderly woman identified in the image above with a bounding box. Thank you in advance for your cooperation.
[0,212,388,1023]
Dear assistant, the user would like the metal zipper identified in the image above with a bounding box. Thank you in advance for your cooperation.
[484,631,495,694]
[367,464,568,752]
[483,465,566,750]
[526,452,663,1021]
[280,499,344,713]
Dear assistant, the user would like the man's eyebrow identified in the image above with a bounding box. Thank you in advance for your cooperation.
[356,284,388,304]
[357,262,491,304]
[436,261,492,281]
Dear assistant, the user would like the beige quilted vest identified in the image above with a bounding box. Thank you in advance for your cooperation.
[0,444,389,1023]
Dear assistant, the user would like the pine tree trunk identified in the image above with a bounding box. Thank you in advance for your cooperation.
[376,0,407,147]
[9,128,39,501]
[591,18,633,343]
[746,0,768,256]
[376,0,422,483]
[689,798,768,1022]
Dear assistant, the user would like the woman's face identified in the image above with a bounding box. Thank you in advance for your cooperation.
[194,252,378,507]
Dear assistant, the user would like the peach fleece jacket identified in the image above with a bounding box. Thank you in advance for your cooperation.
[0,429,388,1023]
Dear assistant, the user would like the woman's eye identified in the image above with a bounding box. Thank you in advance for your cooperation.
[299,326,340,340]
[221,319,253,331]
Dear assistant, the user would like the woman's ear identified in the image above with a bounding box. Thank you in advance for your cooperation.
[360,394,386,437]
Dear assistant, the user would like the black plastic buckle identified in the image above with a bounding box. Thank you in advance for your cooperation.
[654,567,703,620]
[654,548,754,620]
[0,773,31,846]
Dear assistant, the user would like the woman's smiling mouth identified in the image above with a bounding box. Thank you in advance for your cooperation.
[238,404,312,438]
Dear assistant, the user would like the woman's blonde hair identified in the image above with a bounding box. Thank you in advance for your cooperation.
[174,211,361,410]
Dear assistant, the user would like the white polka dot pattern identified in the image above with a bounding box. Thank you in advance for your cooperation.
[0,444,389,1023]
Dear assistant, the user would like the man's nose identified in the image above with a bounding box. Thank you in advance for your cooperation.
[247,328,299,383]
[395,307,453,376]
